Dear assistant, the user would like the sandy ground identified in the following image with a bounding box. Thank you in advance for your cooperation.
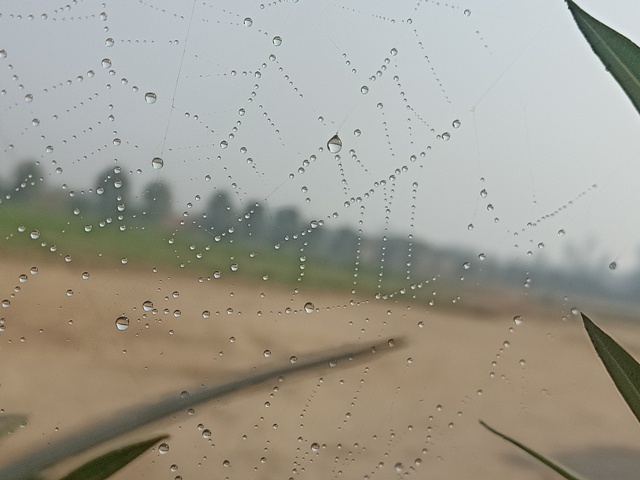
[1,256,640,480]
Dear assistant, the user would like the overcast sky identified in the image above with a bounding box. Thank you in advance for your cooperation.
[2,0,640,270]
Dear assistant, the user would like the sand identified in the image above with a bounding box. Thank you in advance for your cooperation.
[1,257,640,479]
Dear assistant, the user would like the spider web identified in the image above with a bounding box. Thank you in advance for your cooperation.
[2,1,640,479]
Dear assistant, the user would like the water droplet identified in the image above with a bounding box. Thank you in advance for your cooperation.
[30,230,40,240]
[145,92,157,104]
[480,189,487,197]
[304,302,315,313]
[101,58,112,68]
[609,261,617,270]
[263,349,271,358]
[513,315,522,325]
[142,300,154,312]
[105,37,114,47]
[82,272,90,280]
[115,315,129,331]
[151,157,164,169]
[230,263,238,272]
[202,429,212,438]
[557,229,565,237]
[311,442,320,452]
[360,85,369,95]
[464,9,471,17]
[353,129,361,137]
[395,463,404,474]
[0,50,6,58]
[462,262,470,270]
[32,118,40,126]
[243,17,253,27]
[441,132,450,141]
[452,119,461,128]
[272,36,282,46]
[327,134,342,153]
[220,140,228,149]
[158,442,170,454]
[24,93,33,103]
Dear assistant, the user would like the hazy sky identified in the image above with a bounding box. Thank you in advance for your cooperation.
[2,0,640,269]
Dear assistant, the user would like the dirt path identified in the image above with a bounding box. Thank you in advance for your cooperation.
[1,257,640,479]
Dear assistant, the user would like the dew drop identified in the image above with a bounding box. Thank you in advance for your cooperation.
[151,157,164,169]
[145,92,157,104]
[101,58,111,68]
[115,315,129,331]
[452,119,461,128]
[158,442,170,454]
[360,85,369,95]
[557,229,565,237]
[609,261,617,270]
[243,17,253,27]
[304,302,315,313]
[105,37,114,47]
[353,129,361,137]
[513,315,522,325]
[263,349,271,358]
[327,134,342,153]
[441,132,450,141]
[142,300,154,312]
[30,230,40,240]
[272,36,282,46]
[311,442,320,452]
[464,9,471,16]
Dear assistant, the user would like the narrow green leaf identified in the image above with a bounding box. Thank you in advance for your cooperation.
[479,421,590,480]
[0,337,402,480]
[0,414,27,440]
[566,1,640,116]
[581,313,640,423]
[59,435,167,480]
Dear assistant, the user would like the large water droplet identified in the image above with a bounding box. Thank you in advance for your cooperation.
[158,442,170,454]
[304,302,315,313]
[101,58,112,68]
[609,261,617,270]
[272,36,282,46]
[115,315,129,331]
[452,119,461,128]
[142,300,154,312]
[105,37,114,47]
[327,134,342,153]
[243,17,253,27]
[151,157,164,169]
[145,92,157,104]
[360,85,369,95]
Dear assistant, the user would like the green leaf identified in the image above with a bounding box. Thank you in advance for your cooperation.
[59,435,167,480]
[582,313,640,423]
[566,1,640,116]
[479,421,590,480]
[0,337,402,480]
[0,414,27,440]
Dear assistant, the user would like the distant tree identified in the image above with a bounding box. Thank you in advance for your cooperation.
[140,182,172,221]
[204,191,235,235]
[236,199,267,242]
[7,161,45,203]
[328,227,360,261]
[93,166,130,217]
[271,206,301,244]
